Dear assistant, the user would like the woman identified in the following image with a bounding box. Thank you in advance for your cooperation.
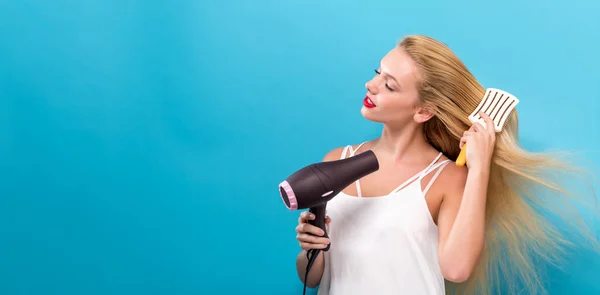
[293,35,599,295]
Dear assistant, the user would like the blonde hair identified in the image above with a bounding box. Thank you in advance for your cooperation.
[399,35,600,295]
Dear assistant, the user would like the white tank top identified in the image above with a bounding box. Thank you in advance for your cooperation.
[317,143,451,295]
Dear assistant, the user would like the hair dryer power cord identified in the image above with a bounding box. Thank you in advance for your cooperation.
[303,248,321,295]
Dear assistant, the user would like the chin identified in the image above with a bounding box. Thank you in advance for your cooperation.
[360,107,382,123]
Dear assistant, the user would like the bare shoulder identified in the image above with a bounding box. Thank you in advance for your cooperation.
[437,161,469,199]
[322,146,347,162]
[321,142,368,162]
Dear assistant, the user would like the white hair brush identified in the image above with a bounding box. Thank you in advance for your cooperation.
[456,88,520,166]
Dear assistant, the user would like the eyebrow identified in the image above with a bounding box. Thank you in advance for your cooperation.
[379,63,402,90]
[379,62,399,84]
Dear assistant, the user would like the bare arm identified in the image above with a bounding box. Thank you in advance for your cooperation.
[436,165,487,282]
[296,236,327,288]
[437,112,496,282]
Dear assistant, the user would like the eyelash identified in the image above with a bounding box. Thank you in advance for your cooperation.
[374,69,394,91]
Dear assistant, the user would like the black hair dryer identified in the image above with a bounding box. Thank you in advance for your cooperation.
[278,150,379,251]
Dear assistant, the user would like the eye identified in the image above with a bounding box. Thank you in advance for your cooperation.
[374,69,394,91]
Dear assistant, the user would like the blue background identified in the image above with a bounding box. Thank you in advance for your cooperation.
[1,0,599,294]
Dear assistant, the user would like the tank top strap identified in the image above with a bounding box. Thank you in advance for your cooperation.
[340,145,351,159]
[340,142,367,160]
[420,152,444,175]
[348,142,367,157]
[419,159,451,196]
[388,152,444,195]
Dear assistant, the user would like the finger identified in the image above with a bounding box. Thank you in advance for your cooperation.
[298,212,308,223]
[297,233,331,245]
[297,233,330,244]
[471,122,484,132]
[461,131,472,147]
[298,211,314,223]
[479,111,495,134]
[299,241,330,250]
[459,134,469,149]
[296,223,325,236]
[325,216,331,224]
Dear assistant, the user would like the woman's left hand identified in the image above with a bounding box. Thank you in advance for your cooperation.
[459,111,496,170]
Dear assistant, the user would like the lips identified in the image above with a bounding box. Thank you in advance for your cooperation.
[363,96,376,108]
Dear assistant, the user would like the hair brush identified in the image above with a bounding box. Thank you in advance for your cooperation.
[456,88,520,166]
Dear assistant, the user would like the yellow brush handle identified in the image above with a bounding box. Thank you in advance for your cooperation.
[456,143,467,166]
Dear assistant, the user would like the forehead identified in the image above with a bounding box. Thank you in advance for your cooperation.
[380,47,419,84]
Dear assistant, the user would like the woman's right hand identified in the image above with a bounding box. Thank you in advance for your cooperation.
[296,211,331,250]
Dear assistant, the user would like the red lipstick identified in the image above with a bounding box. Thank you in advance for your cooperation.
[363,96,376,108]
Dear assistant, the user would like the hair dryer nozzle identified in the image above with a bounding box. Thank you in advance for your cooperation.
[278,150,379,210]
[279,180,298,210]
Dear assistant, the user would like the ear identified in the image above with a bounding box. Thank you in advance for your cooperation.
[413,104,436,123]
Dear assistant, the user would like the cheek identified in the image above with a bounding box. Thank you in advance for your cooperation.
[379,94,415,111]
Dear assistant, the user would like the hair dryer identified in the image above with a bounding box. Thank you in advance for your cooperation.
[278,150,379,294]
[279,149,379,250]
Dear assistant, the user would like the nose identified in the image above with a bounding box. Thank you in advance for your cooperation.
[365,79,379,95]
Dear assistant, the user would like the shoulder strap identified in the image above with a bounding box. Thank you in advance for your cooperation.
[348,142,366,157]
[340,142,367,159]
[389,152,444,194]
[340,145,351,159]
[421,160,451,196]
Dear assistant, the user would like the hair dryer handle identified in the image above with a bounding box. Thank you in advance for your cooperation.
[308,204,330,251]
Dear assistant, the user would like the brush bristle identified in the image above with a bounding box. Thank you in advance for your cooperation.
[468,88,520,132]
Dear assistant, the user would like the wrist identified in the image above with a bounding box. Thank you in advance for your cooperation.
[467,164,490,178]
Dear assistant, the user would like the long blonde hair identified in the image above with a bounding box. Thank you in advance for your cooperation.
[399,35,599,295]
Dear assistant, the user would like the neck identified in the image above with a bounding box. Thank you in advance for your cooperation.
[372,122,435,163]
